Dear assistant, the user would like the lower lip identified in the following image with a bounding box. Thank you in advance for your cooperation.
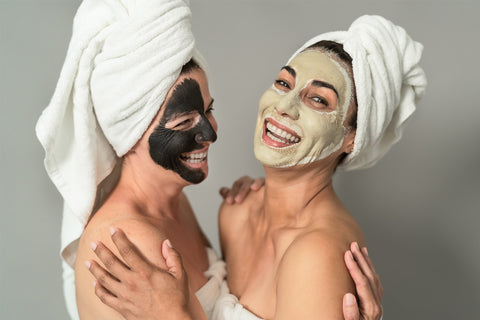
[262,122,298,148]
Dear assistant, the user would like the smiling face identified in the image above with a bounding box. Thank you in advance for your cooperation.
[253,50,353,168]
[148,69,217,184]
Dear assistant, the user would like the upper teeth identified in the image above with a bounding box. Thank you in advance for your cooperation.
[182,152,207,163]
[266,122,300,143]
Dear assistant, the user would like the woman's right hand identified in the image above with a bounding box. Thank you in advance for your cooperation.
[86,228,192,320]
[219,175,265,204]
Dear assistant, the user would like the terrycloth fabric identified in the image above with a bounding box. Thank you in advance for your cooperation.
[196,248,228,319]
[35,0,207,269]
[212,282,263,320]
[288,15,427,171]
[62,247,225,319]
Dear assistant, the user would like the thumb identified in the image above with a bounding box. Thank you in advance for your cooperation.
[161,239,184,279]
[343,293,360,320]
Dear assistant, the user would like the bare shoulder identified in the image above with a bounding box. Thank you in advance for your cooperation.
[75,206,167,319]
[218,186,264,249]
[275,230,355,320]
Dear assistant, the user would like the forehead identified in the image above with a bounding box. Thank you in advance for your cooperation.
[287,50,348,92]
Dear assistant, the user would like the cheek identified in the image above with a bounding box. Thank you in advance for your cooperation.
[258,89,278,113]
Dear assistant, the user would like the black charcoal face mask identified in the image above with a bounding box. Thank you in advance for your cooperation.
[148,78,217,184]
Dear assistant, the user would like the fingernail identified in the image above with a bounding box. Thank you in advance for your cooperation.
[347,250,354,261]
[93,280,97,288]
[110,227,116,236]
[345,293,356,306]
[354,242,360,251]
[363,247,369,256]
[90,242,97,251]
[166,239,172,248]
[84,261,91,269]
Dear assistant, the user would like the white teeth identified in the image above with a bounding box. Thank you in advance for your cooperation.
[266,121,300,144]
[182,152,207,163]
[267,132,285,143]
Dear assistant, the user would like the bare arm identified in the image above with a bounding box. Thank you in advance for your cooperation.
[86,228,206,320]
[275,233,354,320]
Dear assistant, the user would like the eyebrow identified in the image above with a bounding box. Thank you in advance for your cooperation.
[311,80,338,98]
[281,66,296,78]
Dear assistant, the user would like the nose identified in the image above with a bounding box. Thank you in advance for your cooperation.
[194,117,217,143]
[275,94,299,120]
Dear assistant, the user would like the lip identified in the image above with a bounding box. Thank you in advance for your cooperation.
[262,118,301,148]
[179,148,209,169]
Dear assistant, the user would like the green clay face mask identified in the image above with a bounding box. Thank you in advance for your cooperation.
[253,50,352,168]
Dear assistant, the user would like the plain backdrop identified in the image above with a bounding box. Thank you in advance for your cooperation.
[1,0,479,319]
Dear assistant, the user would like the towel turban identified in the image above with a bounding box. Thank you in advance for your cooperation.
[288,15,427,171]
[35,0,206,265]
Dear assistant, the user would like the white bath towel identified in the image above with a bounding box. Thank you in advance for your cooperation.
[288,15,427,171]
[36,0,206,269]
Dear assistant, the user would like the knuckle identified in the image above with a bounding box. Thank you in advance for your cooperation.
[120,245,132,257]
[104,256,115,269]
[125,278,136,290]
[98,274,107,285]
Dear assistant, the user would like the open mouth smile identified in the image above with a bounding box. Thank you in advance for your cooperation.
[262,118,301,147]
[180,150,208,167]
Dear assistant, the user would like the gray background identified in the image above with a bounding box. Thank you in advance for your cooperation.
[1,0,478,319]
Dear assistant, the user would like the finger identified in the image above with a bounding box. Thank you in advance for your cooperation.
[351,242,376,281]
[234,181,252,203]
[219,187,230,199]
[162,239,185,280]
[93,280,122,310]
[91,241,131,280]
[250,177,265,191]
[87,260,122,296]
[110,228,151,271]
[229,179,243,203]
[342,293,360,320]
[344,250,375,301]
[351,243,382,303]
[362,247,383,298]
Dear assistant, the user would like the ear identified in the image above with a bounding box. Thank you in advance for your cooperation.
[344,128,356,154]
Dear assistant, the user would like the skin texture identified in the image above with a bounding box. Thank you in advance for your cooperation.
[87,227,383,320]
[254,50,353,168]
[85,51,384,320]
[149,78,217,184]
[218,49,361,319]
[74,68,216,320]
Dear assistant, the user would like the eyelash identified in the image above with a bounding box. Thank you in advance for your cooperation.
[206,107,215,114]
[175,119,192,128]
[311,96,329,106]
[275,80,290,89]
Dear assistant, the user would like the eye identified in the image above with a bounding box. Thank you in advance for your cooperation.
[274,79,290,89]
[205,107,215,115]
[311,96,329,107]
[174,118,192,128]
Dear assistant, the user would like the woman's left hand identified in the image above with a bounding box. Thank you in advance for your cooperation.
[219,175,265,204]
[342,243,383,320]
[86,228,192,320]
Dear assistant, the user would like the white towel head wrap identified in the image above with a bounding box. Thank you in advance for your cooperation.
[288,15,427,171]
[36,0,206,265]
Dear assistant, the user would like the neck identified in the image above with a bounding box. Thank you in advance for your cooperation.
[261,160,336,227]
[114,155,187,220]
